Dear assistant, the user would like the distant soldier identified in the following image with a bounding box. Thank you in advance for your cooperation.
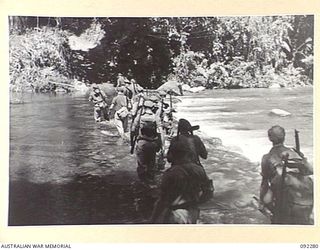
[116,73,126,87]
[150,140,210,224]
[88,84,108,122]
[108,87,131,140]
[131,100,162,184]
[260,125,313,224]
[130,79,144,97]
[123,78,133,99]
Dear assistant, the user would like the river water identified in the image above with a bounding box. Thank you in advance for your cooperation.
[176,87,313,163]
[9,87,313,225]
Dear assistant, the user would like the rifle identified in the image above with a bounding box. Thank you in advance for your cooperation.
[169,91,172,112]
[252,196,273,219]
[130,97,144,154]
[294,129,305,158]
[295,129,300,153]
[276,152,289,223]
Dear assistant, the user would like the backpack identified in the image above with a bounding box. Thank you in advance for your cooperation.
[139,111,157,133]
[117,106,129,119]
[284,156,313,206]
[271,151,313,207]
[125,87,133,99]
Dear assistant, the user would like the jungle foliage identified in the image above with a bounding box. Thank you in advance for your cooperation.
[9,15,313,91]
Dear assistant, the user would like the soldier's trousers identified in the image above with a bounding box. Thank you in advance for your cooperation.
[135,139,157,183]
[114,113,128,139]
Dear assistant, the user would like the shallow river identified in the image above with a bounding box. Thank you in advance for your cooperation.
[9,87,313,225]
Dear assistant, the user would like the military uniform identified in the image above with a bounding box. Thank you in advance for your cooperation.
[150,141,209,224]
[136,133,161,183]
[109,88,130,139]
[167,134,207,165]
[88,87,108,122]
[132,100,162,183]
[166,119,213,199]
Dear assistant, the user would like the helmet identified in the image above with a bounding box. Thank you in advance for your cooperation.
[178,118,192,133]
[159,90,166,97]
[177,118,199,134]
[117,86,125,93]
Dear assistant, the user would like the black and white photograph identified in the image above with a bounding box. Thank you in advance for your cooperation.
[8,15,314,226]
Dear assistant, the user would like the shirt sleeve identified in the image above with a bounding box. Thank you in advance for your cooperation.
[109,97,117,110]
[261,154,271,178]
[166,137,177,163]
[194,135,208,159]
[131,112,141,132]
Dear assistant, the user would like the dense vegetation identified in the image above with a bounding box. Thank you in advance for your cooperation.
[9,15,313,92]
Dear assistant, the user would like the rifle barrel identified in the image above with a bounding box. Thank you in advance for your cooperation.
[295,129,300,154]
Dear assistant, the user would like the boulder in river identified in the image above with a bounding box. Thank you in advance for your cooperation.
[269,108,291,117]
[157,80,182,95]
[269,83,282,89]
[189,86,206,93]
[73,79,90,94]
[100,82,116,97]
[182,84,191,92]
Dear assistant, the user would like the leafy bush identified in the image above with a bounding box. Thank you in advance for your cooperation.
[9,27,70,92]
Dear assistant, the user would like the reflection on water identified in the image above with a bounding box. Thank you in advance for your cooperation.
[9,93,157,225]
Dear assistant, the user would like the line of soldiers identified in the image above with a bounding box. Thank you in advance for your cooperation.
[88,78,176,176]
[88,79,215,223]
[89,80,313,225]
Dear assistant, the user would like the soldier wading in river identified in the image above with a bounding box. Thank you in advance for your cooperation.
[131,99,162,184]
[150,139,211,224]
[167,118,214,200]
[88,84,108,122]
[108,87,132,140]
[259,125,313,224]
